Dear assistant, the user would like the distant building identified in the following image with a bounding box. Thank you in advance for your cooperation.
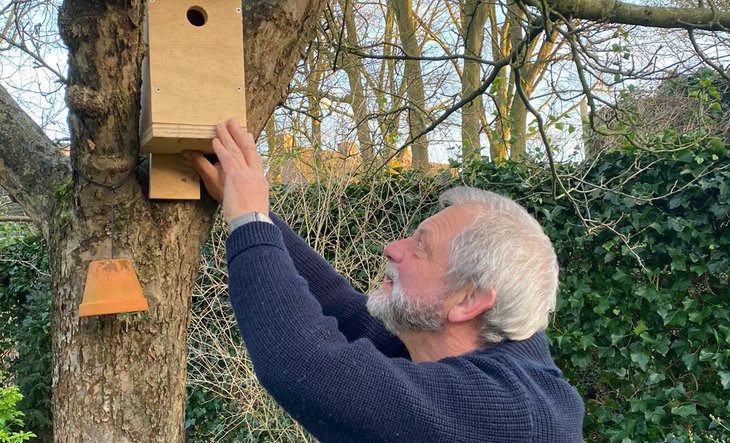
[268,134,451,184]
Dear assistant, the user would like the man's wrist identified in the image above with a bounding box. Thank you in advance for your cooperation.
[229,211,274,233]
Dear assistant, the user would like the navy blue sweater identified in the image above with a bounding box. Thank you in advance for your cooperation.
[226,215,585,442]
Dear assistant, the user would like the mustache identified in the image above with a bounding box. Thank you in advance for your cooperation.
[383,262,399,283]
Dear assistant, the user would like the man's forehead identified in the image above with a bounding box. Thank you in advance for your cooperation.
[420,205,480,232]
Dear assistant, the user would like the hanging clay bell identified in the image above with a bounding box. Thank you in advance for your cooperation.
[79,259,149,317]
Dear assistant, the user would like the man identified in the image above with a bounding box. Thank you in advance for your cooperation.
[183,119,584,442]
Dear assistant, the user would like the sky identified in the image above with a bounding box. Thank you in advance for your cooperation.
[3,1,727,167]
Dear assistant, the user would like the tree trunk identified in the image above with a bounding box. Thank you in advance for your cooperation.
[336,0,376,166]
[375,7,401,162]
[304,39,324,152]
[390,0,430,170]
[52,3,201,440]
[0,0,326,441]
[459,0,488,163]
[265,117,282,182]
[508,89,528,159]
[507,4,527,160]
[49,197,210,442]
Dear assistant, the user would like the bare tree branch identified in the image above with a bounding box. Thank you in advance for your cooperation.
[0,83,70,237]
[244,0,330,135]
[528,0,730,31]
[0,215,31,222]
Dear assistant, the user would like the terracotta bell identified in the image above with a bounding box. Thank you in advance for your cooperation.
[79,259,149,317]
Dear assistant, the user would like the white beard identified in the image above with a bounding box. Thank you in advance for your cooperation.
[366,262,445,334]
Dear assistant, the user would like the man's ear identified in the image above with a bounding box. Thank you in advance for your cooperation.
[447,287,496,323]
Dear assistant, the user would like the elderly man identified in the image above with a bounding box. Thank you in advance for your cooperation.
[184,119,584,442]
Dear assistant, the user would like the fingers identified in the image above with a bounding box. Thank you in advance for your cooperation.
[211,137,240,174]
[212,118,263,176]
[182,151,216,181]
[215,121,247,169]
[226,119,263,169]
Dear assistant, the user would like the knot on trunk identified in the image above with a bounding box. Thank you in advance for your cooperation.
[66,85,110,118]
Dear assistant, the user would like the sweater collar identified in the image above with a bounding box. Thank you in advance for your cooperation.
[477,332,557,368]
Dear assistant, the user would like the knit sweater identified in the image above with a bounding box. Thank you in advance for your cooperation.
[226,215,585,443]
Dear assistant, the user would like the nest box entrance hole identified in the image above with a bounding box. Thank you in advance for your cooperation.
[187,6,208,27]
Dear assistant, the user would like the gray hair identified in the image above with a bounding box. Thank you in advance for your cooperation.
[439,187,558,344]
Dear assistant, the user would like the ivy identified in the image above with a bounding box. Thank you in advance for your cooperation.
[0,224,52,440]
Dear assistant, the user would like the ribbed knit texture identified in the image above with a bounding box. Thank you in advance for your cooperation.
[226,215,585,443]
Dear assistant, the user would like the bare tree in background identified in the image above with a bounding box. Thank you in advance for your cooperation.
[389,0,431,169]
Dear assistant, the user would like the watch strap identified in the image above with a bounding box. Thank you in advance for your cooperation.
[229,211,274,233]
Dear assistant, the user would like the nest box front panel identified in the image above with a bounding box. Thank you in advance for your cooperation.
[141,0,246,154]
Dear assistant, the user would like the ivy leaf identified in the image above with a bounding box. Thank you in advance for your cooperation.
[671,256,686,271]
[681,353,697,370]
[670,404,697,417]
[668,195,684,209]
[631,351,650,370]
[665,310,688,327]
[667,217,684,232]
[633,320,648,336]
[719,370,730,390]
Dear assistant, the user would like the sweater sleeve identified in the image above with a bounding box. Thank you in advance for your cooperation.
[269,213,408,358]
[226,223,540,443]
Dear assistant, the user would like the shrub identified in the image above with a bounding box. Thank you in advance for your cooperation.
[0,224,52,441]
[461,141,729,442]
[0,385,36,443]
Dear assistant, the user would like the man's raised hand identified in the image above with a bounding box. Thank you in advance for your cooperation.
[183,118,269,222]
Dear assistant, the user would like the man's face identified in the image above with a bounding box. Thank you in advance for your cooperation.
[367,205,477,333]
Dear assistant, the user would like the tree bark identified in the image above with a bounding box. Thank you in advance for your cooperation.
[507,4,528,160]
[244,1,329,135]
[531,0,730,31]
[0,85,70,239]
[460,0,489,163]
[508,89,528,159]
[306,55,323,152]
[390,0,430,170]
[0,0,326,441]
[337,0,376,166]
[264,116,282,182]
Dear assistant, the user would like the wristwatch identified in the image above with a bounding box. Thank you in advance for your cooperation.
[228,211,274,233]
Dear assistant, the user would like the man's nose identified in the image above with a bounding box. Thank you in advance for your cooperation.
[384,239,405,262]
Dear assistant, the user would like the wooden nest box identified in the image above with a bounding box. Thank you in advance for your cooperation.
[140,0,246,199]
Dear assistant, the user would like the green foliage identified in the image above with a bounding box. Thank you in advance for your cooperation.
[0,385,36,443]
[185,386,229,442]
[587,67,730,159]
[0,224,52,440]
